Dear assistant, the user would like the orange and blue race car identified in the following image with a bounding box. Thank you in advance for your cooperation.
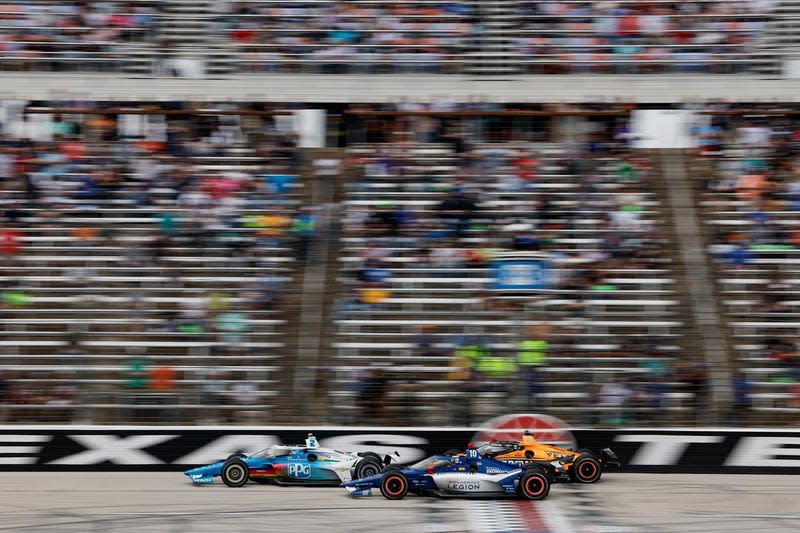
[452,431,620,483]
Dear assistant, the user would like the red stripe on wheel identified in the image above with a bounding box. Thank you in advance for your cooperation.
[525,475,545,496]
[384,475,405,496]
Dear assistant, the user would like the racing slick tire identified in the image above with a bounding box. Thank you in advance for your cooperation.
[358,452,383,463]
[518,467,551,500]
[225,453,247,461]
[354,457,382,479]
[380,471,409,500]
[221,458,250,488]
[572,454,602,483]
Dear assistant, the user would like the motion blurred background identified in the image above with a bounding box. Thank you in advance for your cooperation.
[0,0,798,429]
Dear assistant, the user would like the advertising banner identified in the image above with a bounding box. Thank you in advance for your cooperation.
[1,426,799,473]
[492,260,549,290]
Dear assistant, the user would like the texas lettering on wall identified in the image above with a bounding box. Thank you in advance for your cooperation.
[0,429,799,473]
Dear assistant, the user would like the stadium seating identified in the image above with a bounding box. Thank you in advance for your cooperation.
[217,0,480,73]
[0,113,303,423]
[0,1,779,75]
[695,129,800,417]
[328,136,689,426]
[0,0,160,72]
[507,0,776,74]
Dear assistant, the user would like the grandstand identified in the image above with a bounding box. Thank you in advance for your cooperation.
[327,114,688,427]
[692,109,800,421]
[1,1,800,427]
[0,105,303,423]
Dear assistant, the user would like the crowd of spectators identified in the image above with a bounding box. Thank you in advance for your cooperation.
[513,0,775,73]
[702,111,800,271]
[699,105,800,415]
[217,1,480,73]
[1,102,307,422]
[336,109,691,426]
[0,1,781,74]
[0,1,160,71]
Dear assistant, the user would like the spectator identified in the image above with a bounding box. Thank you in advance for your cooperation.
[0,371,7,422]
[124,359,150,390]
[730,372,753,424]
[356,366,389,423]
[413,325,444,358]
[291,208,317,261]
[1,226,22,257]
[517,324,549,407]
[594,376,634,426]
[149,365,178,392]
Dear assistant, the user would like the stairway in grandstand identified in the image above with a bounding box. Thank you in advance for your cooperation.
[328,140,690,427]
[0,138,301,424]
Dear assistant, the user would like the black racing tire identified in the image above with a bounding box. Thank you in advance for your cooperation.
[358,452,383,463]
[381,464,402,473]
[572,454,602,483]
[380,471,409,500]
[221,458,249,488]
[519,468,550,500]
[354,457,382,479]
[226,453,247,461]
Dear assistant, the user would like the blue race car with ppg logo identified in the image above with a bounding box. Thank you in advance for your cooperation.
[184,434,391,487]
[341,444,553,500]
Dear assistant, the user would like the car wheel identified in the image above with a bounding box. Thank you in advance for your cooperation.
[518,468,550,500]
[380,471,409,500]
[354,458,382,479]
[359,452,383,463]
[221,458,249,488]
[572,454,602,483]
[225,453,247,462]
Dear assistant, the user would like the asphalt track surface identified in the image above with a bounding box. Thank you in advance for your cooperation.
[1,473,799,533]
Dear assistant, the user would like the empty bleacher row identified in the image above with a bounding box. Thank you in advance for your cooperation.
[0,109,305,423]
[328,133,693,427]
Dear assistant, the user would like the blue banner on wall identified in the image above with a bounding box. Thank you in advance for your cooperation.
[492,260,549,290]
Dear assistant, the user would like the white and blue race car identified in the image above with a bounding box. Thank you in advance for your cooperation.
[184,434,389,487]
[341,446,553,500]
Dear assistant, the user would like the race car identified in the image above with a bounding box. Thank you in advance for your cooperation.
[341,445,553,500]
[467,430,620,483]
[184,434,389,487]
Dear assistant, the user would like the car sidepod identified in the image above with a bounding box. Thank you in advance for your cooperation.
[431,469,521,496]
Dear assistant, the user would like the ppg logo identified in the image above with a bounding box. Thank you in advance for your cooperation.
[288,463,311,479]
